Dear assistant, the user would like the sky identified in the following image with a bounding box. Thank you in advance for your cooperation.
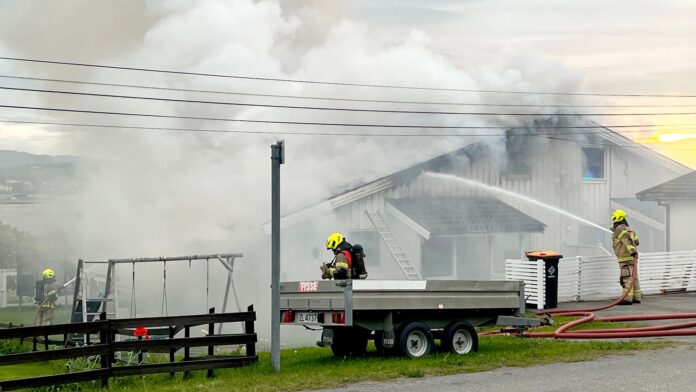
[0,0,694,167]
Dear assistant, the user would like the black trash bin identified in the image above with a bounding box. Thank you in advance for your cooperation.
[525,251,563,309]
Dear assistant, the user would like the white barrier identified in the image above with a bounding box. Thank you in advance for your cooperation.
[506,251,696,309]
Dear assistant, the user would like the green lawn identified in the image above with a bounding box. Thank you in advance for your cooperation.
[0,306,71,326]
[0,336,668,392]
[0,308,671,391]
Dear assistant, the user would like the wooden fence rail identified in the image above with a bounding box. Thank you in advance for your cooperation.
[0,306,257,391]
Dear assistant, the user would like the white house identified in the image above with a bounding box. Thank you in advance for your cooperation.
[637,171,696,251]
[275,118,691,281]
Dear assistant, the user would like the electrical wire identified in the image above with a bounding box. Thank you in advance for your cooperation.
[3,55,696,98]
[6,104,696,130]
[5,85,696,116]
[3,74,696,109]
[2,119,695,151]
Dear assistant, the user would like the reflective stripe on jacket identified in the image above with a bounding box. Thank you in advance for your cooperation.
[334,250,352,271]
[612,223,639,263]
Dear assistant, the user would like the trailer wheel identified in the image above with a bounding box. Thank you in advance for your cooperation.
[330,327,368,357]
[443,321,478,355]
[398,322,434,358]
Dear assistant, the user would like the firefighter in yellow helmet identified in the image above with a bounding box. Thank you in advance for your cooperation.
[611,210,641,305]
[321,232,352,280]
[34,268,59,326]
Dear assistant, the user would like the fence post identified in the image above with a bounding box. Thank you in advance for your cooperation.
[576,256,583,301]
[99,312,110,388]
[169,326,175,377]
[245,305,256,358]
[183,326,191,379]
[688,251,696,291]
[207,307,215,378]
[536,259,545,310]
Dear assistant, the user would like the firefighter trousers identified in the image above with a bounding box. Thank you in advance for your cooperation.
[619,261,641,302]
[34,307,54,326]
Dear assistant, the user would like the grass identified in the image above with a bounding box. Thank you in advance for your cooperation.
[0,308,671,391]
[96,338,669,392]
[0,336,669,391]
[0,306,71,326]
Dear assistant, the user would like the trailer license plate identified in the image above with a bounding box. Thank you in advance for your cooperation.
[297,312,318,323]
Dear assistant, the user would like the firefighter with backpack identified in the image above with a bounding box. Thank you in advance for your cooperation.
[34,268,59,326]
[321,232,368,280]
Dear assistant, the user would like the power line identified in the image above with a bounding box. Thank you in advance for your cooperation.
[3,119,694,151]
[6,85,696,117]
[3,74,696,109]
[545,135,695,151]
[6,104,696,130]
[3,55,696,98]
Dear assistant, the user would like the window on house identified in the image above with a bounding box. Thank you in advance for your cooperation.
[348,230,380,268]
[581,147,605,180]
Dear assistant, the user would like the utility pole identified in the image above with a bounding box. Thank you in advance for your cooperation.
[270,140,284,373]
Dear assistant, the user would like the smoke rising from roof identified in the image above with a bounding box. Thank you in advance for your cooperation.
[0,0,586,341]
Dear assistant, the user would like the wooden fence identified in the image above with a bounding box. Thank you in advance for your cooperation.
[0,306,257,391]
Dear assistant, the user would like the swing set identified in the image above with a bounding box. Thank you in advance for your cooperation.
[71,253,244,335]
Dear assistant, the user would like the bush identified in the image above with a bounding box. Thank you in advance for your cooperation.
[0,338,25,354]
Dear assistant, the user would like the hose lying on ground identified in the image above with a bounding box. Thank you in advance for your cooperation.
[485,259,696,339]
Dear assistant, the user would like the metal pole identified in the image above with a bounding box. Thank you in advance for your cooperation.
[270,140,284,373]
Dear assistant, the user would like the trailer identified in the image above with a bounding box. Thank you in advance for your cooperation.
[280,279,536,358]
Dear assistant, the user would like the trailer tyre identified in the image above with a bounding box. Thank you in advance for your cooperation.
[443,321,478,355]
[398,322,434,358]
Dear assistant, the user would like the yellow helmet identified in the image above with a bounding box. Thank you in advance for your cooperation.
[326,232,344,250]
[42,268,55,279]
[611,209,627,223]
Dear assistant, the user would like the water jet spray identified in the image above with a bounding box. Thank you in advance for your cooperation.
[424,172,612,234]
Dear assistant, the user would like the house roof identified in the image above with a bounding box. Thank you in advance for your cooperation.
[611,198,665,223]
[267,118,690,231]
[264,142,489,232]
[324,119,690,211]
[387,197,545,237]
[636,171,696,202]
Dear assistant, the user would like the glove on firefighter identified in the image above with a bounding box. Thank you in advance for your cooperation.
[320,264,335,280]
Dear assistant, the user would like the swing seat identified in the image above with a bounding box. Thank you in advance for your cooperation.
[115,326,184,337]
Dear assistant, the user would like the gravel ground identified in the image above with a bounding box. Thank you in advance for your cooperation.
[316,346,696,392]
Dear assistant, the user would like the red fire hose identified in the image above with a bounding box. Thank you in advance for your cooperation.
[521,258,696,339]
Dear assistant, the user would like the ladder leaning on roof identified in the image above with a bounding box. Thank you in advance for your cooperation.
[365,210,422,280]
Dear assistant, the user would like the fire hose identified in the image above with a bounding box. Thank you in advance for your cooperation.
[484,258,696,339]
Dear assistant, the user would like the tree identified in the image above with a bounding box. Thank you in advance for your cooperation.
[0,220,39,270]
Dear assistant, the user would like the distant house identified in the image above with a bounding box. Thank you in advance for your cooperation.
[274,119,691,280]
[637,171,696,251]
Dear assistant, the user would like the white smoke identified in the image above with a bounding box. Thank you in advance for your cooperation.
[0,0,585,343]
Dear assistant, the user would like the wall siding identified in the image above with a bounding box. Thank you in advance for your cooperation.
[342,140,682,266]
[282,139,684,280]
[669,201,696,251]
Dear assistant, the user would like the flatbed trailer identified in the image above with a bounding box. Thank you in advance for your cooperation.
[280,279,536,358]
